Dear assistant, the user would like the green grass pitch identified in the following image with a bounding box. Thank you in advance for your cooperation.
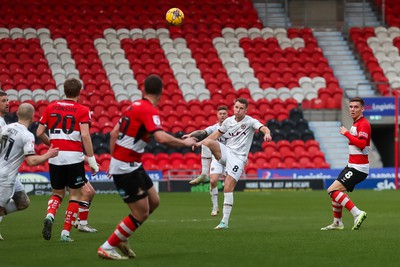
[1,190,400,267]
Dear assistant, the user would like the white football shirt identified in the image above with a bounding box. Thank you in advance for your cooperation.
[0,122,36,183]
[218,115,263,159]
[0,116,6,132]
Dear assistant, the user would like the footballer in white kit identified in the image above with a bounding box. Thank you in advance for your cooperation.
[0,122,35,209]
[217,115,264,181]
[195,98,272,230]
[0,116,27,202]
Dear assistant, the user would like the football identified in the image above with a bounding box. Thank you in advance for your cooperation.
[166,7,184,26]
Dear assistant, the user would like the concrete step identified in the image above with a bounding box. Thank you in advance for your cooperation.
[334,69,364,75]
[331,65,360,70]
[335,75,366,81]
[323,50,353,56]
[325,55,354,61]
[318,40,347,46]
[313,31,342,37]
[328,61,361,66]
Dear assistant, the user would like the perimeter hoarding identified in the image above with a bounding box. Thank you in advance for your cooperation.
[18,167,399,194]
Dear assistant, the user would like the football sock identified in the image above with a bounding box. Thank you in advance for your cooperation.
[105,214,141,247]
[201,145,212,176]
[330,191,358,216]
[78,201,90,225]
[46,194,62,220]
[350,206,362,217]
[63,200,79,232]
[5,199,17,214]
[210,186,218,210]
[201,158,211,177]
[222,192,233,225]
[331,200,343,225]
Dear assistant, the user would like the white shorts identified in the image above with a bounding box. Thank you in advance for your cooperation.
[210,156,225,175]
[218,143,246,181]
[0,179,24,207]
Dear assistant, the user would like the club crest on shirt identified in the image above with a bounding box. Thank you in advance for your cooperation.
[241,124,246,129]
[153,115,161,126]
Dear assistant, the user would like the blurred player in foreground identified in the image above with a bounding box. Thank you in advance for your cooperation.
[321,97,370,231]
[37,78,99,242]
[0,103,59,240]
[194,98,271,229]
[184,106,229,216]
[97,75,197,260]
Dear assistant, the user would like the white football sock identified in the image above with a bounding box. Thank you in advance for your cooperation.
[222,192,233,225]
[201,145,212,176]
[350,206,361,217]
[333,218,343,226]
[102,241,114,250]
[5,199,17,214]
[210,187,218,210]
[61,230,70,237]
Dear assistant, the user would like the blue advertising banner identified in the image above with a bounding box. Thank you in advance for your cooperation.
[17,170,163,183]
[363,97,397,116]
[323,178,397,190]
[258,167,396,180]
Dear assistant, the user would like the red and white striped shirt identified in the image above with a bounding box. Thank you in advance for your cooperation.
[346,117,371,174]
[109,98,163,175]
[39,99,91,165]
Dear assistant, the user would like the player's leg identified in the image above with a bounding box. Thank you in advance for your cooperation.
[322,167,368,230]
[75,181,97,233]
[214,150,243,230]
[9,180,30,212]
[0,184,14,240]
[202,139,223,161]
[189,145,211,185]
[333,168,368,230]
[43,165,66,240]
[321,180,345,230]
[98,167,154,259]
[209,158,224,216]
[59,187,81,242]
[60,162,87,242]
[210,173,220,216]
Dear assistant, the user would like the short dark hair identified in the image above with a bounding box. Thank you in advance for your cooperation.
[217,105,228,111]
[144,75,163,95]
[234,98,248,108]
[0,90,7,97]
[64,78,82,98]
[350,96,364,107]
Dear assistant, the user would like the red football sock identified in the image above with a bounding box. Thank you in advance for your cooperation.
[78,201,90,222]
[107,215,141,247]
[46,195,62,219]
[330,191,355,211]
[63,200,79,232]
[331,200,342,222]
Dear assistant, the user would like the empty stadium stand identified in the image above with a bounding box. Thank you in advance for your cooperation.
[4,0,383,175]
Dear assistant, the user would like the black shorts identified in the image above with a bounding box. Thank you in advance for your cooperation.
[112,165,154,203]
[49,162,87,190]
[337,166,368,192]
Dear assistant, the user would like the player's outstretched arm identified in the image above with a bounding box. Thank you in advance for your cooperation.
[182,130,208,140]
[25,144,59,166]
[154,130,197,147]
